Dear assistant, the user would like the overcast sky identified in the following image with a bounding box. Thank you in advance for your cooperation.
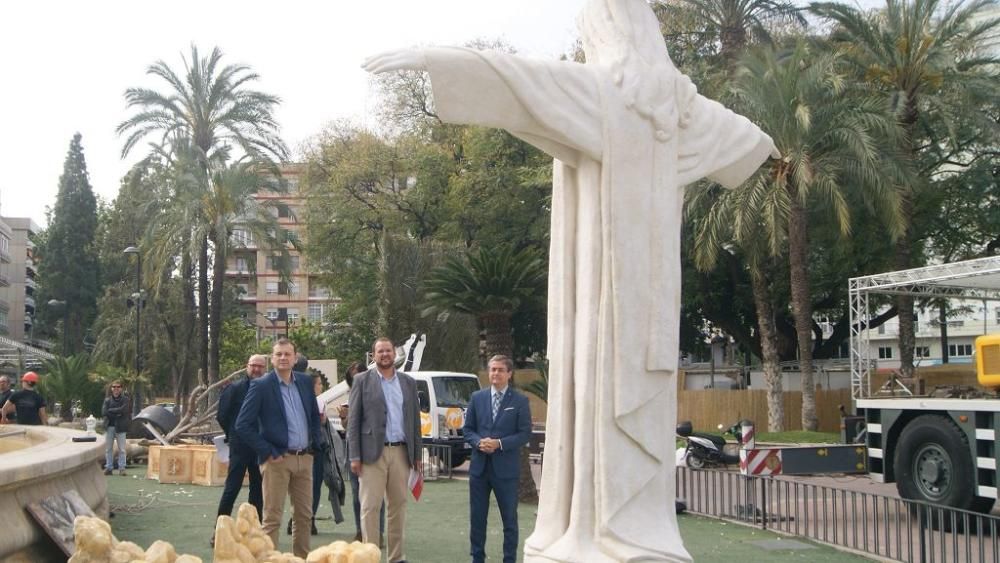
[0,0,588,227]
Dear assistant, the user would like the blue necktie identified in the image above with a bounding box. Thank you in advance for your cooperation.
[492,391,503,420]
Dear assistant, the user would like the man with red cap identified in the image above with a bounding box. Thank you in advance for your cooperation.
[1,372,47,425]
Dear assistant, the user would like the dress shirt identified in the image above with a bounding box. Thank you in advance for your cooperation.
[379,371,406,443]
[279,375,310,451]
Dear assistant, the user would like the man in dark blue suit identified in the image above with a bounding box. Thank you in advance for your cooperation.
[463,354,532,563]
[236,338,322,558]
[214,354,267,532]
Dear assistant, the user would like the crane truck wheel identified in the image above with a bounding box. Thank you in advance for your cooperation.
[894,414,985,530]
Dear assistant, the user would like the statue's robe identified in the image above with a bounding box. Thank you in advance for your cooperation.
[425,46,774,561]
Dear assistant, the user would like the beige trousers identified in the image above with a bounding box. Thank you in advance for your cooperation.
[360,445,410,562]
[261,454,314,557]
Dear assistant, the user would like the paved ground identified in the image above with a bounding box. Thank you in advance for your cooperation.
[104,464,873,562]
[678,466,1000,563]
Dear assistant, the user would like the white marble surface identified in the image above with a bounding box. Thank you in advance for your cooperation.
[0,425,108,560]
[364,1,775,560]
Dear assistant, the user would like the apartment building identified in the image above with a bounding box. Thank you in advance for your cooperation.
[0,217,41,343]
[227,164,338,340]
[862,300,1000,369]
[0,215,11,336]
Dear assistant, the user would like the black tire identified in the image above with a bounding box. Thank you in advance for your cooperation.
[894,415,979,529]
[685,450,706,469]
[450,452,469,468]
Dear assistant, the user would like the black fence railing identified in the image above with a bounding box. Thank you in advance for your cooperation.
[677,467,1000,563]
[422,444,453,480]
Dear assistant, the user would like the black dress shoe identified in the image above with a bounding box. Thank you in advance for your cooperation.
[286,520,293,535]
[310,518,318,535]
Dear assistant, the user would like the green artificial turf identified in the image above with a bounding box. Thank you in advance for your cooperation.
[104,468,872,562]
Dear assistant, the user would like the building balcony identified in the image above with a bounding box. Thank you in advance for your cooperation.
[0,272,8,287]
[0,298,8,313]
[24,277,36,290]
[25,296,36,311]
[0,249,10,263]
[25,258,37,275]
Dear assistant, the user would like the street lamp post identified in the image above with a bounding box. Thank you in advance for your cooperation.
[47,299,68,353]
[124,246,143,415]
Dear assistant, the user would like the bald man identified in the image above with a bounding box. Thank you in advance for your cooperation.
[214,354,268,531]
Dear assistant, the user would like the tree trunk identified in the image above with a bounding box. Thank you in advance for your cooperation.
[895,115,917,378]
[720,26,747,63]
[895,217,916,378]
[199,236,210,386]
[750,268,784,432]
[788,199,818,431]
[208,232,226,383]
[481,313,513,368]
[939,302,950,364]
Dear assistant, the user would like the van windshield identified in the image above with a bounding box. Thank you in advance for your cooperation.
[432,377,481,408]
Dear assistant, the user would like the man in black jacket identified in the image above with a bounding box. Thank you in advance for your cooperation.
[215,354,267,524]
[102,381,132,475]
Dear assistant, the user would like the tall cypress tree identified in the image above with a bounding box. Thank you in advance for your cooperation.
[38,133,100,354]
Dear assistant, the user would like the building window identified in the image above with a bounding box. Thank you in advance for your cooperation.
[286,308,299,323]
[915,346,930,358]
[308,303,324,321]
[236,283,250,296]
[996,308,1000,325]
[232,229,253,247]
[286,282,299,296]
[265,282,279,295]
[265,308,279,320]
[949,344,973,357]
[235,257,249,272]
[878,346,893,359]
[267,255,300,271]
[308,284,330,298]
[877,324,886,335]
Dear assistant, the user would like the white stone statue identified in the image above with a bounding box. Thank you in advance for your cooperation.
[364,0,776,560]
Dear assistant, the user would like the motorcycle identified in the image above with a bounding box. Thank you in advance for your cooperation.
[676,420,745,469]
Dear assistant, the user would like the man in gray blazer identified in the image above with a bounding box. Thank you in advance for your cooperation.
[347,337,423,563]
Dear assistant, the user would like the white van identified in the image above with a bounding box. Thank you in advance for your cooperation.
[324,370,482,468]
[411,371,482,468]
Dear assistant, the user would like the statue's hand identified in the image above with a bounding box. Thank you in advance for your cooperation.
[362,49,428,74]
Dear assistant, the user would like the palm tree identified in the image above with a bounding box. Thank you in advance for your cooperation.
[688,184,789,430]
[39,354,101,421]
[422,245,547,362]
[810,0,1000,378]
[422,244,546,503]
[660,0,806,62]
[117,45,288,384]
[143,142,287,383]
[724,42,906,430]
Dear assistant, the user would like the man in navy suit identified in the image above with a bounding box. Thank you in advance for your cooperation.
[214,354,267,531]
[236,338,322,557]
[463,355,532,563]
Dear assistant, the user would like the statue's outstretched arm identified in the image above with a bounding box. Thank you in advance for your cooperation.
[362,49,428,74]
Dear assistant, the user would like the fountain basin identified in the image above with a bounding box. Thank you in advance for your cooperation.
[0,425,107,561]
